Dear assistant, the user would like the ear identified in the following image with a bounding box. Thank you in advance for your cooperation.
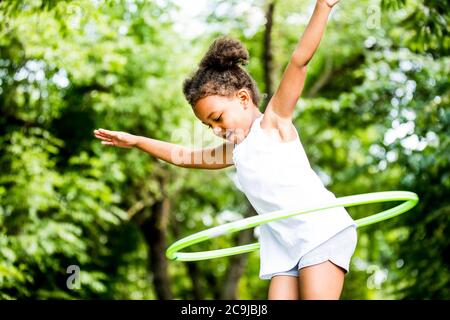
[236,89,251,107]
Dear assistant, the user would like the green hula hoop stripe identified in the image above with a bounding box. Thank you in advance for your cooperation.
[166,191,419,262]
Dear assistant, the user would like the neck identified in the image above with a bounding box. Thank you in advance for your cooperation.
[251,106,263,121]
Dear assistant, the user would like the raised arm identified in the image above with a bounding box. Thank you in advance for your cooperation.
[292,0,338,67]
[265,0,338,122]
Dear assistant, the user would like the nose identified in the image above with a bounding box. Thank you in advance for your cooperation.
[212,126,225,138]
[212,127,226,138]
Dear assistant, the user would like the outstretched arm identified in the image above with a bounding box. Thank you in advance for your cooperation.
[265,0,338,121]
[94,128,234,169]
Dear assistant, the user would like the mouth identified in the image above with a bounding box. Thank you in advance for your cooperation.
[224,131,233,140]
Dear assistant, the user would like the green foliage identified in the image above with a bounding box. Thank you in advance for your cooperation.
[0,0,187,299]
[381,0,449,57]
[0,0,448,300]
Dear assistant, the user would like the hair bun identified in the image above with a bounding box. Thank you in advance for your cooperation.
[199,36,249,70]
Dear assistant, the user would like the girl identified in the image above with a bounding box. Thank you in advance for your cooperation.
[93,0,357,300]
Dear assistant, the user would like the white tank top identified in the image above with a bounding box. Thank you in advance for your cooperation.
[232,114,356,280]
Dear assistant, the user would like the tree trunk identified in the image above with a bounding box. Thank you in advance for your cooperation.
[220,206,257,299]
[171,217,205,299]
[140,176,173,300]
[261,0,276,111]
[186,262,204,299]
[304,56,333,98]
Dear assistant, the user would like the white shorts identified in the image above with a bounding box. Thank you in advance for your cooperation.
[270,225,358,279]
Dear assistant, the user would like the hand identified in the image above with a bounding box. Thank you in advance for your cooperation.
[93,128,138,148]
[317,0,340,8]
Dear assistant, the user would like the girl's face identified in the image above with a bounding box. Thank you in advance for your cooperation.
[194,89,259,144]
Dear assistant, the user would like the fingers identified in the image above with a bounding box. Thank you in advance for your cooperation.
[93,128,117,138]
[97,128,114,135]
[93,128,115,146]
[93,128,121,147]
[93,129,106,136]
[94,132,111,141]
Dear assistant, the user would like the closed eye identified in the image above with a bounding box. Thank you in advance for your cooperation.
[202,114,222,129]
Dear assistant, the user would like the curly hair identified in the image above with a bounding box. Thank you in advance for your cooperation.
[182,36,261,108]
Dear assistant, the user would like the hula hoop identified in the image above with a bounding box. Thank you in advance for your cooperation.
[166,191,418,261]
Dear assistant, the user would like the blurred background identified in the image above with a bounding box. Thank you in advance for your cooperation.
[0,0,448,299]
